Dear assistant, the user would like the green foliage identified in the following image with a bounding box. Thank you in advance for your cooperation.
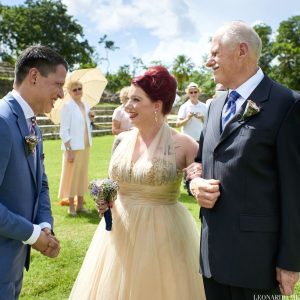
[106,65,132,93]
[1,53,15,65]
[148,60,168,68]
[171,54,195,91]
[253,23,275,75]
[0,0,95,69]
[189,67,215,96]
[271,15,300,90]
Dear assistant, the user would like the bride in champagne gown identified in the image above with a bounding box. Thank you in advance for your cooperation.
[69,66,205,300]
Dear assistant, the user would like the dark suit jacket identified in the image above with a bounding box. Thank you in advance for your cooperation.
[0,93,53,285]
[196,75,300,289]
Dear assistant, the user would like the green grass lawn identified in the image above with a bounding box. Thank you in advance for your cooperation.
[20,135,299,299]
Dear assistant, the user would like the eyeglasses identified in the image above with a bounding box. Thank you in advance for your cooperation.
[189,91,198,94]
[72,87,82,92]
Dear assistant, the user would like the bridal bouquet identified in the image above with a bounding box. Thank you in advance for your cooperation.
[89,178,119,231]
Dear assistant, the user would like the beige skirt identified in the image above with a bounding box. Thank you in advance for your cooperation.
[58,147,90,198]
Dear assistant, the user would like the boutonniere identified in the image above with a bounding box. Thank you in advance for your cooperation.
[24,134,40,155]
[239,100,260,121]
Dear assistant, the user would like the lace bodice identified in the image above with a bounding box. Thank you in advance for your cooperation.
[109,124,183,205]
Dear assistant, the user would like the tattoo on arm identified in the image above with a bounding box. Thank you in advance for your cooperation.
[111,137,121,154]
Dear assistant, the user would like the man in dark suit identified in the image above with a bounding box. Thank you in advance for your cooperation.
[187,21,300,299]
[0,45,68,299]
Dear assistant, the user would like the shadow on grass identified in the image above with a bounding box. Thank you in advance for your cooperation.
[74,208,101,224]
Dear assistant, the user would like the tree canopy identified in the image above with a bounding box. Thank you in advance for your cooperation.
[271,15,300,90]
[0,4,298,93]
[0,0,95,69]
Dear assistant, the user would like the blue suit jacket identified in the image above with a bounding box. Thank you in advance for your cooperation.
[0,93,53,283]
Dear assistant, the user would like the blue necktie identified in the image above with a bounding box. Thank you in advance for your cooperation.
[222,91,240,130]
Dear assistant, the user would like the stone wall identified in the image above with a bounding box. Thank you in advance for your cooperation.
[0,79,13,98]
[37,106,177,140]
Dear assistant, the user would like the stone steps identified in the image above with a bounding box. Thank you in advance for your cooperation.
[37,107,177,140]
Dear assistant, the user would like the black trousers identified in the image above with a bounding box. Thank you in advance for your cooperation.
[203,277,282,300]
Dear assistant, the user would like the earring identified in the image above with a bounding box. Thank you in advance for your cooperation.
[154,111,158,123]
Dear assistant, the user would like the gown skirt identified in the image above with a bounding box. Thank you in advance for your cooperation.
[69,181,205,300]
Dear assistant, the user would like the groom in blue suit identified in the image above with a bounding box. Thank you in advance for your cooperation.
[0,45,68,299]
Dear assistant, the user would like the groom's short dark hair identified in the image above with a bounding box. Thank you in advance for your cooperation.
[14,45,68,86]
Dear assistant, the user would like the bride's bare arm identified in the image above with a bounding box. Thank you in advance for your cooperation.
[182,135,199,168]
[173,131,199,170]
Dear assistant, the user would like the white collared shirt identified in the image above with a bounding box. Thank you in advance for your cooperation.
[10,90,51,245]
[222,68,264,119]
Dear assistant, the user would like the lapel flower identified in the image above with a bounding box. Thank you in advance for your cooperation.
[24,134,40,155]
[239,100,260,121]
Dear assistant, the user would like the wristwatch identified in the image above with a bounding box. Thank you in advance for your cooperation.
[66,146,72,151]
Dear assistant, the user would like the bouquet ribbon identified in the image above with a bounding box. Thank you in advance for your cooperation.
[103,207,113,231]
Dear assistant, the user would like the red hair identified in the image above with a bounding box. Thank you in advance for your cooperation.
[132,66,177,115]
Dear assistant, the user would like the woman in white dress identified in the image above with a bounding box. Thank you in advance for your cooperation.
[69,66,205,300]
[112,86,132,135]
[58,80,93,216]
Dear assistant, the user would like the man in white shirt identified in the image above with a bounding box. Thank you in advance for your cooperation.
[176,82,207,142]
[0,45,67,299]
[187,20,300,300]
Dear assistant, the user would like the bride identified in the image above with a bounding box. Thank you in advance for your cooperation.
[69,66,205,300]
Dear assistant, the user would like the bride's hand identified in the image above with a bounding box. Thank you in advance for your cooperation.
[96,200,107,216]
[96,200,114,217]
[184,162,202,180]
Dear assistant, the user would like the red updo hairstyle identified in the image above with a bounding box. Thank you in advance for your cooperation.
[132,66,177,115]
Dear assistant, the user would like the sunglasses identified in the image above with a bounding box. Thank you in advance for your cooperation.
[72,87,82,92]
[189,91,198,94]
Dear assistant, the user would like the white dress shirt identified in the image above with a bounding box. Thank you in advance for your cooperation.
[222,68,264,121]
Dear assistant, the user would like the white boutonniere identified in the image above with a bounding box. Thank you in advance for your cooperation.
[24,134,40,155]
[240,100,260,121]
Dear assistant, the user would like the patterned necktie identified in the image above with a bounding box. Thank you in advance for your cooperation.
[30,116,37,135]
[222,91,240,130]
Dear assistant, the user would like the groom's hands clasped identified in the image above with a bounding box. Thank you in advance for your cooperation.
[32,228,60,258]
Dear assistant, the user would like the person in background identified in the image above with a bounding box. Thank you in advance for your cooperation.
[176,82,207,195]
[69,66,205,300]
[111,86,132,135]
[0,45,65,299]
[205,83,227,108]
[188,20,300,299]
[176,82,207,142]
[58,80,93,216]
